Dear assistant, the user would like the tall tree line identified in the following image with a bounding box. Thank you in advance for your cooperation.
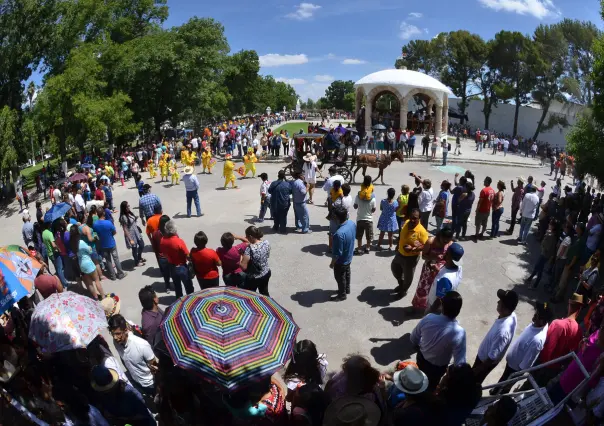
[0,0,298,173]
[395,20,599,140]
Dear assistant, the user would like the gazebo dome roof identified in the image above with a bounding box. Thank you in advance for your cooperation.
[355,69,453,96]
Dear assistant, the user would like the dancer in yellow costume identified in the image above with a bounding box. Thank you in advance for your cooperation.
[222,154,237,189]
[181,147,190,166]
[170,165,180,185]
[188,150,197,168]
[243,147,258,178]
[148,162,157,178]
[202,147,213,174]
[159,156,168,182]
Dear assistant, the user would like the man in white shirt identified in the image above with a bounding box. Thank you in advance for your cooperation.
[493,137,500,155]
[218,130,226,152]
[323,166,344,206]
[502,139,510,156]
[411,291,466,391]
[426,243,464,313]
[74,190,86,222]
[52,187,62,204]
[191,137,199,151]
[518,186,539,244]
[490,302,552,394]
[182,166,202,218]
[417,178,435,230]
[399,131,408,152]
[108,314,158,396]
[473,289,518,384]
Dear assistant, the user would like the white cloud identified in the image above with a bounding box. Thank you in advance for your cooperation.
[275,77,308,85]
[297,83,330,101]
[399,21,423,40]
[286,3,321,20]
[342,58,367,65]
[478,0,559,19]
[314,74,334,82]
[259,54,309,67]
[408,12,423,18]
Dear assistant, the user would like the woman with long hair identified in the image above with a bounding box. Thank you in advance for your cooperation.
[411,227,454,311]
[69,225,104,299]
[119,200,146,267]
[283,340,328,397]
[80,209,103,279]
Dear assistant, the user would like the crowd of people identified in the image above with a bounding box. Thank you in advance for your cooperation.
[4,115,604,426]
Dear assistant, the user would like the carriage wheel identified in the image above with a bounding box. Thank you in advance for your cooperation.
[339,166,352,183]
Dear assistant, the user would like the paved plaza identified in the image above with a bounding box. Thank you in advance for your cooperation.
[0,153,563,386]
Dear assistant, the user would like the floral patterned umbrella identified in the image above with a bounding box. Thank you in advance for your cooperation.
[28,292,107,353]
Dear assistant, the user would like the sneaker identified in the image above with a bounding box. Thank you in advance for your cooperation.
[363,247,370,254]
[301,230,313,234]
[332,294,347,302]
[117,272,128,280]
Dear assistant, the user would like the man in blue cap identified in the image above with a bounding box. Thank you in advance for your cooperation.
[426,242,464,314]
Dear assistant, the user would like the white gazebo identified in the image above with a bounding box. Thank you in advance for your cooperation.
[354,69,453,139]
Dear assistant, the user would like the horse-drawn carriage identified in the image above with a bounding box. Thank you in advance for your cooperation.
[280,131,405,184]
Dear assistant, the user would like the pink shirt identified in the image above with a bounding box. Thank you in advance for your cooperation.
[560,331,603,394]
[216,243,247,275]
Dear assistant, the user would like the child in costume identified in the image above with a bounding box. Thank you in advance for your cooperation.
[202,147,213,174]
[148,162,157,179]
[159,156,168,182]
[181,148,190,166]
[243,147,258,178]
[189,151,197,168]
[170,163,180,185]
[222,154,238,189]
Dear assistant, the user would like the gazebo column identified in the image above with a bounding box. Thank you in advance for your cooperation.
[400,102,408,130]
[443,105,449,135]
[364,101,373,136]
[435,105,443,139]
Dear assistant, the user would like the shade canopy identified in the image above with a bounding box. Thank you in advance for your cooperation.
[355,69,453,97]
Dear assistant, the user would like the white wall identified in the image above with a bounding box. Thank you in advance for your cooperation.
[450,98,585,148]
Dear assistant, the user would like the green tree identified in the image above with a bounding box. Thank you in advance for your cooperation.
[558,18,600,104]
[324,80,355,110]
[306,98,315,110]
[531,24,578,141]
[440,31,487,124]
[395,38,444,77]
[224,50,261,116]
[566,110,604,181]
[489,31,538,137]
[0,107,19,180]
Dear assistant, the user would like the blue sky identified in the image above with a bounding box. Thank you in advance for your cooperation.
[29,0,603,101]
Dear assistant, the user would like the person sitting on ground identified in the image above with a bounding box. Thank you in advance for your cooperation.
[283,340,328,400]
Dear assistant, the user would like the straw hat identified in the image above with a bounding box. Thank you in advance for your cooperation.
[392,364,429,394]
[100,294,120,318]
[323,396,381,426]
[183,166,194,175]
[91,366,119,392]
[225,154,232,159]
[303,153,317,162]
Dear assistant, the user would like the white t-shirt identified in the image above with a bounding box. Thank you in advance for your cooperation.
[116,333,156,387]
[427,265,463,307]
[191,138,199,149]
[418,188,435,212]
[52,188,61,201]
[104,355,132,386]
[74,194,85,212]
[503,139,510,149]
[505,322,549,371]
[323,175,344,193]
[354,195,377,222]
[521,192,539,218]
[68,193,75,204]
[477,312,518,362]
[341,195,353,214]
[260,180,271,197]
[218,131,226,144]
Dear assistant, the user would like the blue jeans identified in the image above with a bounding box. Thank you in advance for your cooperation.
[130,235,145,265]
[169,264,194,298]
[51,255,68,288]
[186,190,201,217]
[272,206,289,233]
[259,197,271,220]
[293,202,309,232]
[519,216,533,242]
[157,257,171,291]
[534,200,542,220]
[529,254,548,287]
[491,207,503,237]
[442,151,448,165]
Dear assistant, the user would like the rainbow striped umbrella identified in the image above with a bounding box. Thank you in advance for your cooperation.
[160,287,299,390]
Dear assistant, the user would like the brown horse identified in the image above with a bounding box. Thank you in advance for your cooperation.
[350,150,405,184]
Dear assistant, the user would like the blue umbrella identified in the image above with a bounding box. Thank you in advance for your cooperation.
[335,126,347,134]
[81,163,95,169]
[44,202,71,223]
[0,262,30,315]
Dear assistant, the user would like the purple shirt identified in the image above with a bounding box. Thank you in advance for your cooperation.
[141,308,164,345]
[511,187,525,210]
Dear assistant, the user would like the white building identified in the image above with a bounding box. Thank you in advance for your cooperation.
[451,98,585,148]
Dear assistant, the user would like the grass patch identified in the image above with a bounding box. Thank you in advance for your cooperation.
[273,122,313,136]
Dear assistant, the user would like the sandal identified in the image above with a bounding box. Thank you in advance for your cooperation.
[353,249,362,256]
[364,247,370,254]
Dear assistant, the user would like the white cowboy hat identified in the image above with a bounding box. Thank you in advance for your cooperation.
[183,166,194,175]
[303,153,316,162]
[392,364,429,394]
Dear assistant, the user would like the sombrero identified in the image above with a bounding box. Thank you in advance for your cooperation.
[303,153,317,162]
[184,166,194,175]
